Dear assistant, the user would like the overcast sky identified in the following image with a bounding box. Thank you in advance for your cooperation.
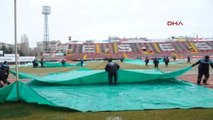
[0,0,213,47]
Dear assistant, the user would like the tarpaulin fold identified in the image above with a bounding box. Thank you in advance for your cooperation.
[2,66,213,112]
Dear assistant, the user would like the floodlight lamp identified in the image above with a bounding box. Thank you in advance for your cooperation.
[42,6,51,15]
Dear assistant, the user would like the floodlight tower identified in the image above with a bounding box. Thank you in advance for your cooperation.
[42,6,51,52]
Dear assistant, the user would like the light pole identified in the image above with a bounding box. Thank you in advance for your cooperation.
[42,6,51,53]
[14,0,19,100]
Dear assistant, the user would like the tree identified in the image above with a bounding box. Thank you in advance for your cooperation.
[8,46,14,53]
[1,45,9,53]
[18,50,24,56]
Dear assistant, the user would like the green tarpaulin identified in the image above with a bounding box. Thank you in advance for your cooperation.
[124,59,184,65]
[1,66,213,112]
[43,62,81,67]
[11,67,190,85]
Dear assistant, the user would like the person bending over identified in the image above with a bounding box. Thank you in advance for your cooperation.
[191,55,213,85]
[0,61,11,87]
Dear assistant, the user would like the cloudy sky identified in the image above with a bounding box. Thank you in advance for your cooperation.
[0,0,213,47]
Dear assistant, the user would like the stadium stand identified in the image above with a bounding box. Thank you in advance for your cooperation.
[66,41,213,61]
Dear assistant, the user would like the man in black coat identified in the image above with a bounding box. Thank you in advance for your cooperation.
[187,56,191,64]
[0,61,10,87]
[172,55,176,61]
[61,59,66,67]
[153,57,159,69]
[144,56,149,66]
[32,59,38,68]
[105,58,120,85]
[164,57,170,67]
[40,58,44,67]
[0,69,4,87]
[192,55,213,85]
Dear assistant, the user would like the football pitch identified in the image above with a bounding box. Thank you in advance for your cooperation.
[0,60,213,120]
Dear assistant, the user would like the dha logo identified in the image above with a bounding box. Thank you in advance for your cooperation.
[167,21,183,26]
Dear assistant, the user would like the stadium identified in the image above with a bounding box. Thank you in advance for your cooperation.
[1,0,213,120]
[1,37,213,120]
[66,38,213,61]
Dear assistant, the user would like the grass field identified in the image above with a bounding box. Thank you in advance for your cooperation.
[1,60,213,120]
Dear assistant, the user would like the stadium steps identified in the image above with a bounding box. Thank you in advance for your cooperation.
[153,42,161,53]
[79,45,83,54]
[172,42,183,53]
[107,43,113,54]
[136,43,142,53]
[67,41,213,60]
[140,43,146,51]
[181,42,191,53]
[179,42,190,53]
[103,44,110,54]
[68,44,72,49]
[82,54,87,60]
[148,43,157,53]
[145,43,154,53]
[72,44,78,53]
[144,43,154,55]
[67,44,73,54]
[120,52,128,58]
[100,44,105,53]
[113,43,118,53]
[96,43,100,54]
[131,43,138,52]
[189,42,199,53]
[171,52,180,59]
[206,41,213,49]
[75,44,81,54]
[71,44,75,53]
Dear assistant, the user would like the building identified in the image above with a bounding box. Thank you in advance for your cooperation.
[108,36,149,43]
[21,34,30,49]
[58,43,69,54]
[36,40,62,53]
[0,42,14,54]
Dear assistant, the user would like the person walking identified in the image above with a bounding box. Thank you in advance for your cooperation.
[164,57,170,67]
[153,57,159,69]
[80,59,84,67]
[144,56,149,66]
[172,55,176,61]
[187,56,191,64]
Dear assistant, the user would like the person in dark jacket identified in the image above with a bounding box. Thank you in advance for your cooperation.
[80,59,84,67]
[164,57,170,67]
[105,58,120,85]
[192,55,213,85]
[0,67,4,87]
[0,81,3,87]
[163,56,166,62]
[120,57,124,62]
[187,56,191,64]
[0,61,10,87]
[144,56,149,66]
[32,59,38,68]
[61,59,66,67]
[40,58,44,67]
[172,55,176,61]
[153,57,159,69]
[0,74,3,87]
